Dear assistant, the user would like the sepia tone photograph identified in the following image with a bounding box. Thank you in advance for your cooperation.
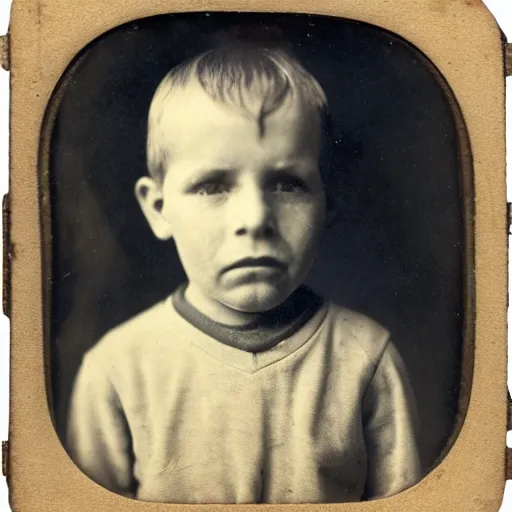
[43,12,471,505]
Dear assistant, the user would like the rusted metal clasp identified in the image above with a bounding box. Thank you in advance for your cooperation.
[506,42,512,77]
[0,34,9,71]
[507,394,512,480]
[2,194,10,318]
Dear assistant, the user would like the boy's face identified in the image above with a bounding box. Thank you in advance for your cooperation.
[137,82,326,321]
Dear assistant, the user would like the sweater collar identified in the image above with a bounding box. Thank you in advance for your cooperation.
[172,284,323,353]
[168,296,329,374]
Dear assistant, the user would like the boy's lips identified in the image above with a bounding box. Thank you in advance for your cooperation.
[222,257,287,274]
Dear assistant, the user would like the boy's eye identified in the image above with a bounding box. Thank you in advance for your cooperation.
[270,175,309,194]
[194,181,231,195]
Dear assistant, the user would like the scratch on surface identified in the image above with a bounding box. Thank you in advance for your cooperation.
[175,462,199,473]
[36,1,45,79]
[37,1,43,26]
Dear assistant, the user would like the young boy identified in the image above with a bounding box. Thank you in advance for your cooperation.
[66,44,422,504]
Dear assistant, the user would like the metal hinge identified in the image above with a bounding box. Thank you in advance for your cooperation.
[0,34,9,72]
[507,394,512,480]
[1,440,8,477]
[508,393,512,430]
[3,194,11,318]
[506,42,512,77]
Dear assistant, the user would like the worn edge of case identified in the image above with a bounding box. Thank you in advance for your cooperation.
[3,0,509,511]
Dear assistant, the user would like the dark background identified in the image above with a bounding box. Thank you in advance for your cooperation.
[48,13,468,477]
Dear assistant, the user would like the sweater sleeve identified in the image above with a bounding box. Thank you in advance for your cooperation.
[66,351,136,497]
[361,340,422,500]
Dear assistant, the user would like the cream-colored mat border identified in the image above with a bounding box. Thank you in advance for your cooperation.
[7,0,507,510]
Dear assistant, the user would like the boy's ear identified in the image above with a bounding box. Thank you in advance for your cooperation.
[135,177,173,240]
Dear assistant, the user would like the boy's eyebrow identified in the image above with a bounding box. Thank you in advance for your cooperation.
[184,168,234,187]
[182,161,319,187]
[272,160,320,175]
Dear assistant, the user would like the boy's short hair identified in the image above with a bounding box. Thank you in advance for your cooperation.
[147,44,332,184]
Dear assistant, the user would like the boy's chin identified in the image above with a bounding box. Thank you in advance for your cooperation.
[222,283,294,314]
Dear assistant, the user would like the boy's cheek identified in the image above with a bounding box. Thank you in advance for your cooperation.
[280,206,325,238]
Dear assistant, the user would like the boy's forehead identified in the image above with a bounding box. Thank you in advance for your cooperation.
[157,79,322,149]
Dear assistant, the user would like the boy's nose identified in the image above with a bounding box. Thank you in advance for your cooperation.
[232,186,276,238]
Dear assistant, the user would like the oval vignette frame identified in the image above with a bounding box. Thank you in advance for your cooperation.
[40,11,475,493]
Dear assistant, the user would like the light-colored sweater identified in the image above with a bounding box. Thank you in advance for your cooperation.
[66,295,421,504]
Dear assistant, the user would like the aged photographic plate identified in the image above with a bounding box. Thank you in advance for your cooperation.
[47,12,469,501]
[1,0,509,511]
